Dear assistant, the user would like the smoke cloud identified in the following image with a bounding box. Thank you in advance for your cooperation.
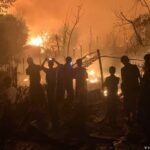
[11,0,134,35]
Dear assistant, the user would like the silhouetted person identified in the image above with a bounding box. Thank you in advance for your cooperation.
[74,59,88,98]
[56,64,65,111]
[2,76,17,105]
[42,58,58,128]
[26,57,45,116]
[63,57,74,103]
[138,54,150,142]
[74,59,88,134]
[0,76,16,140]
[121,56,141,124]
[104,66,120,126]
[42,58,57,103]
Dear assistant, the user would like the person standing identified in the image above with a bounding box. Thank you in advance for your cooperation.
[73,59,88,135]
[26,57,45,115]
[74,59,88,100]
[55,63,65,112]
[121,56,141,124]
[104,66,120,126]
[42,58,58,128]
[63,57,74,103]
[138,54,150,142]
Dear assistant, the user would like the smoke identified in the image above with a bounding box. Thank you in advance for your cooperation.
[10,0,142,53]
[10,0,145,86]
[11,0,122,35]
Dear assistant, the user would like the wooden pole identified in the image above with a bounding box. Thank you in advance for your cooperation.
[23,58,25,74]
[97,49,104,90]
[80,45,83,58]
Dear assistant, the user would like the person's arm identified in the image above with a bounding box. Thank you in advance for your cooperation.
[117,77,120,85]
[41,58,48,72]
[103,78,108,88]
[121,68,125,93]
[85,71,88,79]
[85,69,88,79]
[41,58,47,67]
[136,65,142,83]
[26,67,30,75]
[52,58,61,66]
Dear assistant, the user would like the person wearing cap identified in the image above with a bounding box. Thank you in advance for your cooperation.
[121,55,141,124]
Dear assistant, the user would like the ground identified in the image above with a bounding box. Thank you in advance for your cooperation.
[0,90,147,150]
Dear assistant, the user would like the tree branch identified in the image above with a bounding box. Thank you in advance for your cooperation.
[140,0,150,13]
[67,5,82,56]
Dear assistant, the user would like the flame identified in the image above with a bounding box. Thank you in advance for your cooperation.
[103,89,108,97]
[88,70,99,84]
[23,78,28,82]
[89,78,98,83]
[28,36,44,47]
[89,70,95,76]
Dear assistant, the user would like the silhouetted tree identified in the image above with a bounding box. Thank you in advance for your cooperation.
[0,0,16,13]
[115,0,150,55]
[0,14,28,65]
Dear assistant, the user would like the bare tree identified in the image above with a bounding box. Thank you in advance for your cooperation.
[119,12,144,46]
[139,0,150,13]
[67,5,82,56]
[115,0,150,47]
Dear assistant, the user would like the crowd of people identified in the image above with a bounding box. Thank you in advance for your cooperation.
[26,56,88,130]
[0,54,150,143]
[104,54,150,142]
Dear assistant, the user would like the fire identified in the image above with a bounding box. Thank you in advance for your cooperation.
[89,78,98,83]
[89,70,95,76]
[28,36,44,47]
[103,89,108,97]
[23,78,28,82]
[88,70,99,84]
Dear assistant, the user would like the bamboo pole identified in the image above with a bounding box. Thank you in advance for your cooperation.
[97,49,104,90]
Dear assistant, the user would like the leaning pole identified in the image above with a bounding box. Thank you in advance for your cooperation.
[97,49,104,90]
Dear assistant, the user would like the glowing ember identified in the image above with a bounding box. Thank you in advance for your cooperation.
[28,36,43,47]
[23,78,29,82]
[89,78,98,83]
[103,89,108,97]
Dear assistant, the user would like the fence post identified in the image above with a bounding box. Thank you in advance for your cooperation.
[97,49,104,90]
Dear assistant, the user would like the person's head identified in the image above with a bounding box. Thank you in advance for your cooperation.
[27,57,33,65]
[48,60,54,68]
[3,76,12,88]
[65,56,72,65]
[109,66,116,75]
[76,59,82,67]
[144,53,150,72]
[121,56,129,66]
[144,53,150,63]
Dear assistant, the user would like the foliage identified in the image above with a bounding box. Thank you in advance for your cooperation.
[0,14,28,64]
[0,0,16,13]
